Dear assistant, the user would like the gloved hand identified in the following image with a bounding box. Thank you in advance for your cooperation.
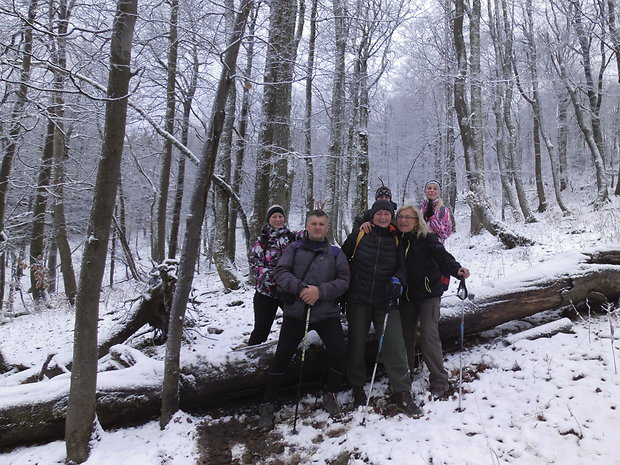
[386,277,402,301]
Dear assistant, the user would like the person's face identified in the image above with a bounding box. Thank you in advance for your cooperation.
[372,209,392,227]
[396,208,419,233]
[306,215,329,241]
[425,183,440,200]
[376,194,391,201]
[268,212,285,229]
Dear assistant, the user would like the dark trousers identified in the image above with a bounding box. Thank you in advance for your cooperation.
[346,301,410,393]
[400,297,448,388]
[248,291,281,345]
[263,315,346,402]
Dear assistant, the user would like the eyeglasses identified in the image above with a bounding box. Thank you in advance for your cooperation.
[397,215,418,221]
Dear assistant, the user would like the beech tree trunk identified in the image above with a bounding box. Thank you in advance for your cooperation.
[50,0,77,304]
[64,1,138,462]
[168,40,199,260]
[326,0,347,241]
[29,119,55,303]
[153,0,179,264]
[303,0,318,214]
[0,0,39,311]
[160,0,253,428]
[212,0,241,291]
[453,0,533,249]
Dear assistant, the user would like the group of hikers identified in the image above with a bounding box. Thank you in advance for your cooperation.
[248,181,470,430]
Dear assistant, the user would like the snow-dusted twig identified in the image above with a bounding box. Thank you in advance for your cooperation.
[566,405,584,440]
[603,302,618,375]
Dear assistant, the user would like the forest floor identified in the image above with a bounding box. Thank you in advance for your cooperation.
[1,194,620,464]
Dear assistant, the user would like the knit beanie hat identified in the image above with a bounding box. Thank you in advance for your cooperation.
[266,204,285,222]
[375,185,392,200]
[424,179,441,190]
[370,199,395,220]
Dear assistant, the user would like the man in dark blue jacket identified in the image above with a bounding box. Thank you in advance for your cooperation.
[342,200,422,418]
[258,210,350,430]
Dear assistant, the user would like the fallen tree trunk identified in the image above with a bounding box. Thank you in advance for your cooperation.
[0,270,171,383]
[437,248,620,342]
[1,248,619,448]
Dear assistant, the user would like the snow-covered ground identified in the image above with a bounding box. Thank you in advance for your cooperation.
[1,195,619,464]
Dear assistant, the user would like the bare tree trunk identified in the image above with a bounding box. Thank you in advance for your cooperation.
[532,114,547,212]
[469,0,484,235]
[487,0,521,222]
[50,0,77,304]
[519,0,569,214]
[498,0,536,222]
[52,125,77,304]
[557,90,569,191]
[303,0,318,214]
[110,210,117,288]
[213,0,241,290]
[160,0,252,428]
[168,41,199,260]
[568,0,609,206]
[29,119,55,303]
[64,1,138,462]
[552,51,609,209]
[327,0,347,241]
[47,235,57,293]
[0,0,39,311]
[490,91,520,221]
[153,0,179,264]
[453,0,533,248]
[250,0,298,238]
[267,0,298,211]
[115,177,141,281]
[229,6,258,258]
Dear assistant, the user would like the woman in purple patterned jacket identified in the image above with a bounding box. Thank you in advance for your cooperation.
[421,180,452,243]
[248,205,299,345]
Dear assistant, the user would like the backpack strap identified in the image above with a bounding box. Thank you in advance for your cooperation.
[350,230,365,260]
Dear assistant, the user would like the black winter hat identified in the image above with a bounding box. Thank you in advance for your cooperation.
[266,204,285,222]
[375,185,392,200]
[370,199,394,221]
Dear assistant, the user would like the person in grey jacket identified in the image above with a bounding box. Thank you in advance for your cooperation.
[258,209,350,430]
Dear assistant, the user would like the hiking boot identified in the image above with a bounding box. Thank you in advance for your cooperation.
[258,402,275,431]
[322,392,341,417]
[430,383,448,399]
[391,391,423,418]
[352,386,367,407]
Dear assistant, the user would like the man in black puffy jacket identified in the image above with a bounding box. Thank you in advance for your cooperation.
[258,209,350,430]
[341,200,422,418]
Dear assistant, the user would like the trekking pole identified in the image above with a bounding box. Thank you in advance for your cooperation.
[292,306,312,434]
[456,277,468,412]
[361,301,393,426]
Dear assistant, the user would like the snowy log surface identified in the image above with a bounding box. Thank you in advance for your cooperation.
[502,317,574,345]
[0,248,619,449]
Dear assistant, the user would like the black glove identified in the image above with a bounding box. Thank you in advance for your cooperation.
[386,277,402,301]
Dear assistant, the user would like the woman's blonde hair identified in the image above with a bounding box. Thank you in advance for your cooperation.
[396,204,428,238]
